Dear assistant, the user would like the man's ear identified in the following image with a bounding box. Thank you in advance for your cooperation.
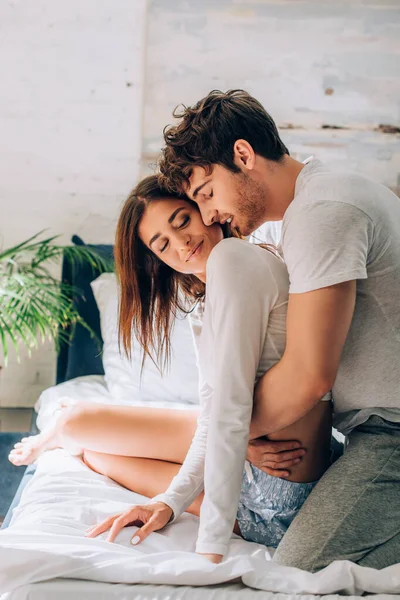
[233,139,256,171]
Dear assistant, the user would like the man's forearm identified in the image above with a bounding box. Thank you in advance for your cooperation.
[250,353,330,439]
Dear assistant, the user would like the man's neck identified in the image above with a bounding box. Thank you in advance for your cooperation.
[285,155,306,202]
[265,156,305,221]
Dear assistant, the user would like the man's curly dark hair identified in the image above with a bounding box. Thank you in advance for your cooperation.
[158,89,289,194]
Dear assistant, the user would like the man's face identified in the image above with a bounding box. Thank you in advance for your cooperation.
[186,164,268,237]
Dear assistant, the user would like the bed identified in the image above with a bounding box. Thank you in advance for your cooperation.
[0,237,399,599]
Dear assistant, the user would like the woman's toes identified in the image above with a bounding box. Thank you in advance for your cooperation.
[21,437,29,442]
[11,448,23,455]
[10,449,22,456]
[8,439,43,466]
[14,442,23,448]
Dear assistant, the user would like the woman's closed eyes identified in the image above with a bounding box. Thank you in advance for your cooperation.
[159,214,190,253]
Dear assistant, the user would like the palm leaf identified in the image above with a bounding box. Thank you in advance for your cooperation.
[0,231,113,366]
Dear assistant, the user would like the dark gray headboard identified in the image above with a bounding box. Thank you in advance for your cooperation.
[56,235,114,384]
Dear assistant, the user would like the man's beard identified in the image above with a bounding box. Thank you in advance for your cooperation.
[235,173,268,236]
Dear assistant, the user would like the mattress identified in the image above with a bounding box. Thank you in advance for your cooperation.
[1,377,399,598]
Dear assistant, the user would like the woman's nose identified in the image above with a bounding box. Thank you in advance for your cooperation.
[171,230,191,254]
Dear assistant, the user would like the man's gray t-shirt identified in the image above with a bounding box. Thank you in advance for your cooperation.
[281,158,400,435]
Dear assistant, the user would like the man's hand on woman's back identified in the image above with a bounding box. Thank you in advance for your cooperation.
[246,438,306,477]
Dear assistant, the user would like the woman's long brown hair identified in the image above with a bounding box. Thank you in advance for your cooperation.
[114,175,235,372]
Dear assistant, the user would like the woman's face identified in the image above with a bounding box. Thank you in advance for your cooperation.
[138,198,224,282]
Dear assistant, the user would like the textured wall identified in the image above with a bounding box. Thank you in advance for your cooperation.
[0,0,146,249]
[142,0,400,191]
[0,0,147,406]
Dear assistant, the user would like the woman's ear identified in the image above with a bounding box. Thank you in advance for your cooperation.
[233,139,256,171]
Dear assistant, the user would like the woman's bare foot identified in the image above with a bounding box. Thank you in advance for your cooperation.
[8,399,73,466]
[8,431,61,466]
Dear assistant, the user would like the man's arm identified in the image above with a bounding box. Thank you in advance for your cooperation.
[250,280,356,438]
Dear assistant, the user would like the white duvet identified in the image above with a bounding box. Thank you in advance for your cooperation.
[1,449,399,597]
[0,376,399,597]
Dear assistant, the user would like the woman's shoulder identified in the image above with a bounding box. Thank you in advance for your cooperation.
[206,237,286,278]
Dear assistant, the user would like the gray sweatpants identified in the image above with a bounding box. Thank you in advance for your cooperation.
[273,415,400,572]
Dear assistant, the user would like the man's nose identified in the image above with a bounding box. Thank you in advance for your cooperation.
[201,208,218,227]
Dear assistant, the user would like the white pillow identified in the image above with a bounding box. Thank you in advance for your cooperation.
[91,273,199,405]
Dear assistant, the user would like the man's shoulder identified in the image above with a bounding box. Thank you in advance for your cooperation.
[290,160,388,216]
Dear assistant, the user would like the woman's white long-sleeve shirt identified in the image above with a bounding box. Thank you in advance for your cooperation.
[152,238,289,556]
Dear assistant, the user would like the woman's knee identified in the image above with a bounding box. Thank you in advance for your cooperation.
[59,402,97,439]
[82,449,109,475]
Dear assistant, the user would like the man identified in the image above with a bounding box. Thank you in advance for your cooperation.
[158,89,400,571]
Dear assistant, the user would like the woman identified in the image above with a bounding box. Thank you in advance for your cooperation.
[9,176,333,562]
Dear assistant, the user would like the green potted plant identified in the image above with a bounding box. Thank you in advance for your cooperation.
[0,231,113,366]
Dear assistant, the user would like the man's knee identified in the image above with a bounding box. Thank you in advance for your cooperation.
[273,543,319,572]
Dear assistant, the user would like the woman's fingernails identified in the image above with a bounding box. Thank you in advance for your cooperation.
[131,536,140,546]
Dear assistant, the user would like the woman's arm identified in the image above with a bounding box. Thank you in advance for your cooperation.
[196,239,281,558]
[151,382,210,520]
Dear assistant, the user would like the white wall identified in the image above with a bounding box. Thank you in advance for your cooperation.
[0,0,147,406]
[142,0,400,190]
[1,0,399,406]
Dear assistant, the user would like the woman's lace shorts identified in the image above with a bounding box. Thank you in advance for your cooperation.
[236,461,318,548]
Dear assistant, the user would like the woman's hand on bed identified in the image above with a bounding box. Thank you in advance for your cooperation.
[246,438,306,477]
[84,501,173,544]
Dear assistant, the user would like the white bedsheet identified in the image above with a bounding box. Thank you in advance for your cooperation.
[2,579,336,600]
[0,449,399,598]
[3,582,396,600]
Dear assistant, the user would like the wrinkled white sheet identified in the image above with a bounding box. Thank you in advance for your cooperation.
[3,579,345,600]
[0,449,399,597]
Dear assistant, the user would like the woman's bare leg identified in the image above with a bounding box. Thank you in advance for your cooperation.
[82,448,242,535]
[83,449,203,516]
[9,403,199,467]
[60,404,199,461]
